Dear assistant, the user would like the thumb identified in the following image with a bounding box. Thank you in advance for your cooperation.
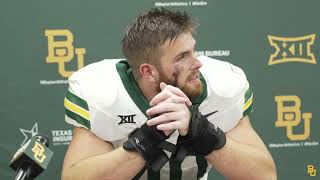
[160,82,167,90]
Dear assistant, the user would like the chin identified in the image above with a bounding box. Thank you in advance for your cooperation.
[182,81,203,100]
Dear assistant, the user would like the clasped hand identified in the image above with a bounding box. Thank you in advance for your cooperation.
[146,82,192,136]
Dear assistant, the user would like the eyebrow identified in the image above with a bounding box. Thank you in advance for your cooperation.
[174,43,196,60]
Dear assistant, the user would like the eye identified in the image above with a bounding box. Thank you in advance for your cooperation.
[176,54,185,62]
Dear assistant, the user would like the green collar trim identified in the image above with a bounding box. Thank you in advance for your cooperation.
[192,73,207,105]
[116,60,208,116]
[116,60,150,116]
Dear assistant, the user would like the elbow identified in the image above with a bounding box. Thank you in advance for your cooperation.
[267,154,277,180]
[246,156,277,180]
[61,168,72,180]
[268,160,277,180]
[259,158,277,180]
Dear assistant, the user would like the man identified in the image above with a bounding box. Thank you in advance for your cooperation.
[62,8,276,180]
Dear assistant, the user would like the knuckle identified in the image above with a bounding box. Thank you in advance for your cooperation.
[164,90,171,97]
[162,113,169,120]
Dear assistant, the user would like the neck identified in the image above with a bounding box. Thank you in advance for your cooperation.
[137,79,159,103]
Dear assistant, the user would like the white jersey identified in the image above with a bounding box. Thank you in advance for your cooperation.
[64,55,253,180]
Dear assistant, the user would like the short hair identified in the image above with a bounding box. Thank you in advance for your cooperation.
[121,8,197,79]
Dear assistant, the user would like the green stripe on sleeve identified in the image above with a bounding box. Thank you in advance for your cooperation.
[244,85,252,102]
[65,90,89,111]
[243,102,253,117]
[65,108,91,129]
[243,86,253,117]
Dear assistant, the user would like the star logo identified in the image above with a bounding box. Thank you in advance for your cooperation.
[19,123,39,146]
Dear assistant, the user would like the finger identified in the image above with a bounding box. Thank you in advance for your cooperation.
[149,90,172,106]
[160,82,167,90]
[146,102,178,116]
[156,96,190,106]
[157,122,189,136]
[151,84,192,106]
[146,112,180,126]
[164,96,190,104]
[156,121,183,131]
[162,84,189,99]
[161,84,192,106]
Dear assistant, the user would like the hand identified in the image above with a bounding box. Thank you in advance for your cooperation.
[149,82,192,106]
[146,82,192,136]
[176,105,226,156]
[123,123,169,171]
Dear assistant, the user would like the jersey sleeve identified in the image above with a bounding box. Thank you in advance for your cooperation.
[64,71,91,130]
[243,82,253,117]
[229,63,254,118]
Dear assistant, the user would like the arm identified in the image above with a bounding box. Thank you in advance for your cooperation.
[146,83,276,179]
[61,127,146,180]
[205,116,277,180]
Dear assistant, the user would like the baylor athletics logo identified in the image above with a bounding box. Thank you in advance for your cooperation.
[32,141,46,163]
[275,95,312,140]
[268,34,316,65]
[45,29,86,77]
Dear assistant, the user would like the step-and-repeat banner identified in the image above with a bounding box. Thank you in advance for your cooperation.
[1,0,319,179]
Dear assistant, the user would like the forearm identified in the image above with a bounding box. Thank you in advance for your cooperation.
[62,147,146,180]
[206,136,276,180]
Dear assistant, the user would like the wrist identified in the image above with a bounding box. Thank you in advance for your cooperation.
[177,105,226,156]
[123,123,169,171]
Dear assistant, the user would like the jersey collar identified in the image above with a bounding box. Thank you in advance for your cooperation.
[116,60,207,116]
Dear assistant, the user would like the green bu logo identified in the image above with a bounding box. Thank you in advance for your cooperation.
[268,34,316,65]
[45,29,86,77]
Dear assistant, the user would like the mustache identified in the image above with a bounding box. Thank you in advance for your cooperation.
[187,70,200,80]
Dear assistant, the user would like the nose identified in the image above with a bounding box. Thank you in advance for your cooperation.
[190,56,202,70]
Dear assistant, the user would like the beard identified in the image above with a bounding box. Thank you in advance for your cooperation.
[157,68,203,101]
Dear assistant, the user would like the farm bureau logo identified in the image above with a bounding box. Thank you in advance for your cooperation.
[45,29,86,78]
[268,34,316,65]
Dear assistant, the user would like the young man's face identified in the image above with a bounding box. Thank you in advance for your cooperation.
[156,32,203,100]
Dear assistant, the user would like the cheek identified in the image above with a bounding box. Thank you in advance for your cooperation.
[174,64,189,80]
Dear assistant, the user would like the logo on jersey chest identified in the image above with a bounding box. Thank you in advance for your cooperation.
[118,114,136,124]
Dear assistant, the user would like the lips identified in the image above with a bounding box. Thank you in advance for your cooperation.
[189,74,198,80]
[188,72,200,82]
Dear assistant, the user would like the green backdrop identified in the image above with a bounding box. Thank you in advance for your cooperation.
[1,0,319,179]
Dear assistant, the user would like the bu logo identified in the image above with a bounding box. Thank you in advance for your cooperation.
[275,95,312,140]
[45,29,86,77]
[118,114,136,124]
[307,165,317,176]
[32,141,46,163]
[268,34,316,65]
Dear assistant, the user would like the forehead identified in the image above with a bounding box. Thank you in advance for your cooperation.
[159,32,196,59]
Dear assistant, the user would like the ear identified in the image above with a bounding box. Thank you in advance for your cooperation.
[139,63,158,82]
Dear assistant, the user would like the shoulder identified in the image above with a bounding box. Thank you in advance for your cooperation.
[65,59,134,140]
[198,56,252,132]
[68,59,124,107]
[198,55,248,98]
[69,59,121,83]
[65,59,147,144]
